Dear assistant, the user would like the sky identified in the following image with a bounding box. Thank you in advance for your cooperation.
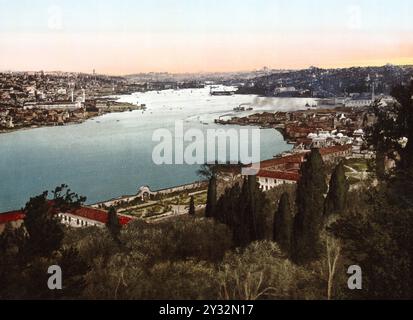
[0,0,412,74]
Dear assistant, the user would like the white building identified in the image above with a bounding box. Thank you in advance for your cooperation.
[344,98,374,108]
[57,212,104,228]
[257,170,300,191]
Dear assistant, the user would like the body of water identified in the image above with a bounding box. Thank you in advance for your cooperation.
[0,87,315,212]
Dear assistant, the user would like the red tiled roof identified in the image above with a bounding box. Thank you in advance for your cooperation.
[248,144,351,174]
[0,210,25,224]
[257,170,300,182]
[0,206,133,227]
[257,154,305,169]
[68,207,133,226]
[319,144,352,156]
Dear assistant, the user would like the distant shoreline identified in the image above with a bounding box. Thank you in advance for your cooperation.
[0,102,145,136]
[0,119,88,136]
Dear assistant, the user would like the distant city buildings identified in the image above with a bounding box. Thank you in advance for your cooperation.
[235,65,413,99]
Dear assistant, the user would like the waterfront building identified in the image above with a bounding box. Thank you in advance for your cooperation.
[0,210,25,234]
[257,170,300,191]
[0,206,134,234]
[251,144,353,191]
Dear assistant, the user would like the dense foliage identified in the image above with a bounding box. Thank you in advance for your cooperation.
[1,83,412,300]
[292,149,327,264]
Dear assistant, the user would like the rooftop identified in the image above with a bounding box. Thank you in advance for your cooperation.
[0,206,133,226]
[257,170,300,181]
[0,210,25,224]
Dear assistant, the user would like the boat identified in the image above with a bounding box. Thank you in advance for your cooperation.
[305,102,317,110]
[209,86,237,96]
[234,103,252,112]
[210,90,236,96]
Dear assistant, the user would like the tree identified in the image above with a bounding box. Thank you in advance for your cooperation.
[56,247,90,299]
[214,183,241,242]
[232,176,268,247]
[330,186,412,299]
[188,196,195,216]
[389,81,413,171]
[0,224,28,299]
[52,184,86,212]
[22,185,87,258]
[218,241,322,300]
[328,82,413,299]
[212,175,268,248]
[292,148,327,264]
[324,233,341,300]
[359,82,413,298]
[1,186,87,299]
[23,192,65,258]
[248,175,268,242]
[197,163,218,180]
[107,207,121,244]
[324,161,349,217]
[273,192,293,256]
[205,175,217,218]
[366,81,413,178]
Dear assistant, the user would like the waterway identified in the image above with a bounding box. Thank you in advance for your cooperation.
[0,87,316,212]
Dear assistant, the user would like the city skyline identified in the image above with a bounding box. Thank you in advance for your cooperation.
[0,0,412,74]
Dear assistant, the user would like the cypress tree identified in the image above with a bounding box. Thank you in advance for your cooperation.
[205,175,217,218]
[274,192,293,256]
[227,183,241,227]
[246,175,267,241]
[212,176,267,248]
[107,206,121,243]
[188,196,196,216]
[234,175,267,247]
[324,161,349,217]
[232,178,250,247]
[292,148,327,264]
[215,188,230,225]
[23,192,65,258]
[215,183,241,243]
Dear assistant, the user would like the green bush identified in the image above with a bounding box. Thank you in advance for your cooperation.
[218,241,322,300]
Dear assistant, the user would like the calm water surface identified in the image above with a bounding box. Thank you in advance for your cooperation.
[0,88,315,211]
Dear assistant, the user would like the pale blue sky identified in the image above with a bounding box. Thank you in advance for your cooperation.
[0,0,412,34]
[0,0,412,73]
